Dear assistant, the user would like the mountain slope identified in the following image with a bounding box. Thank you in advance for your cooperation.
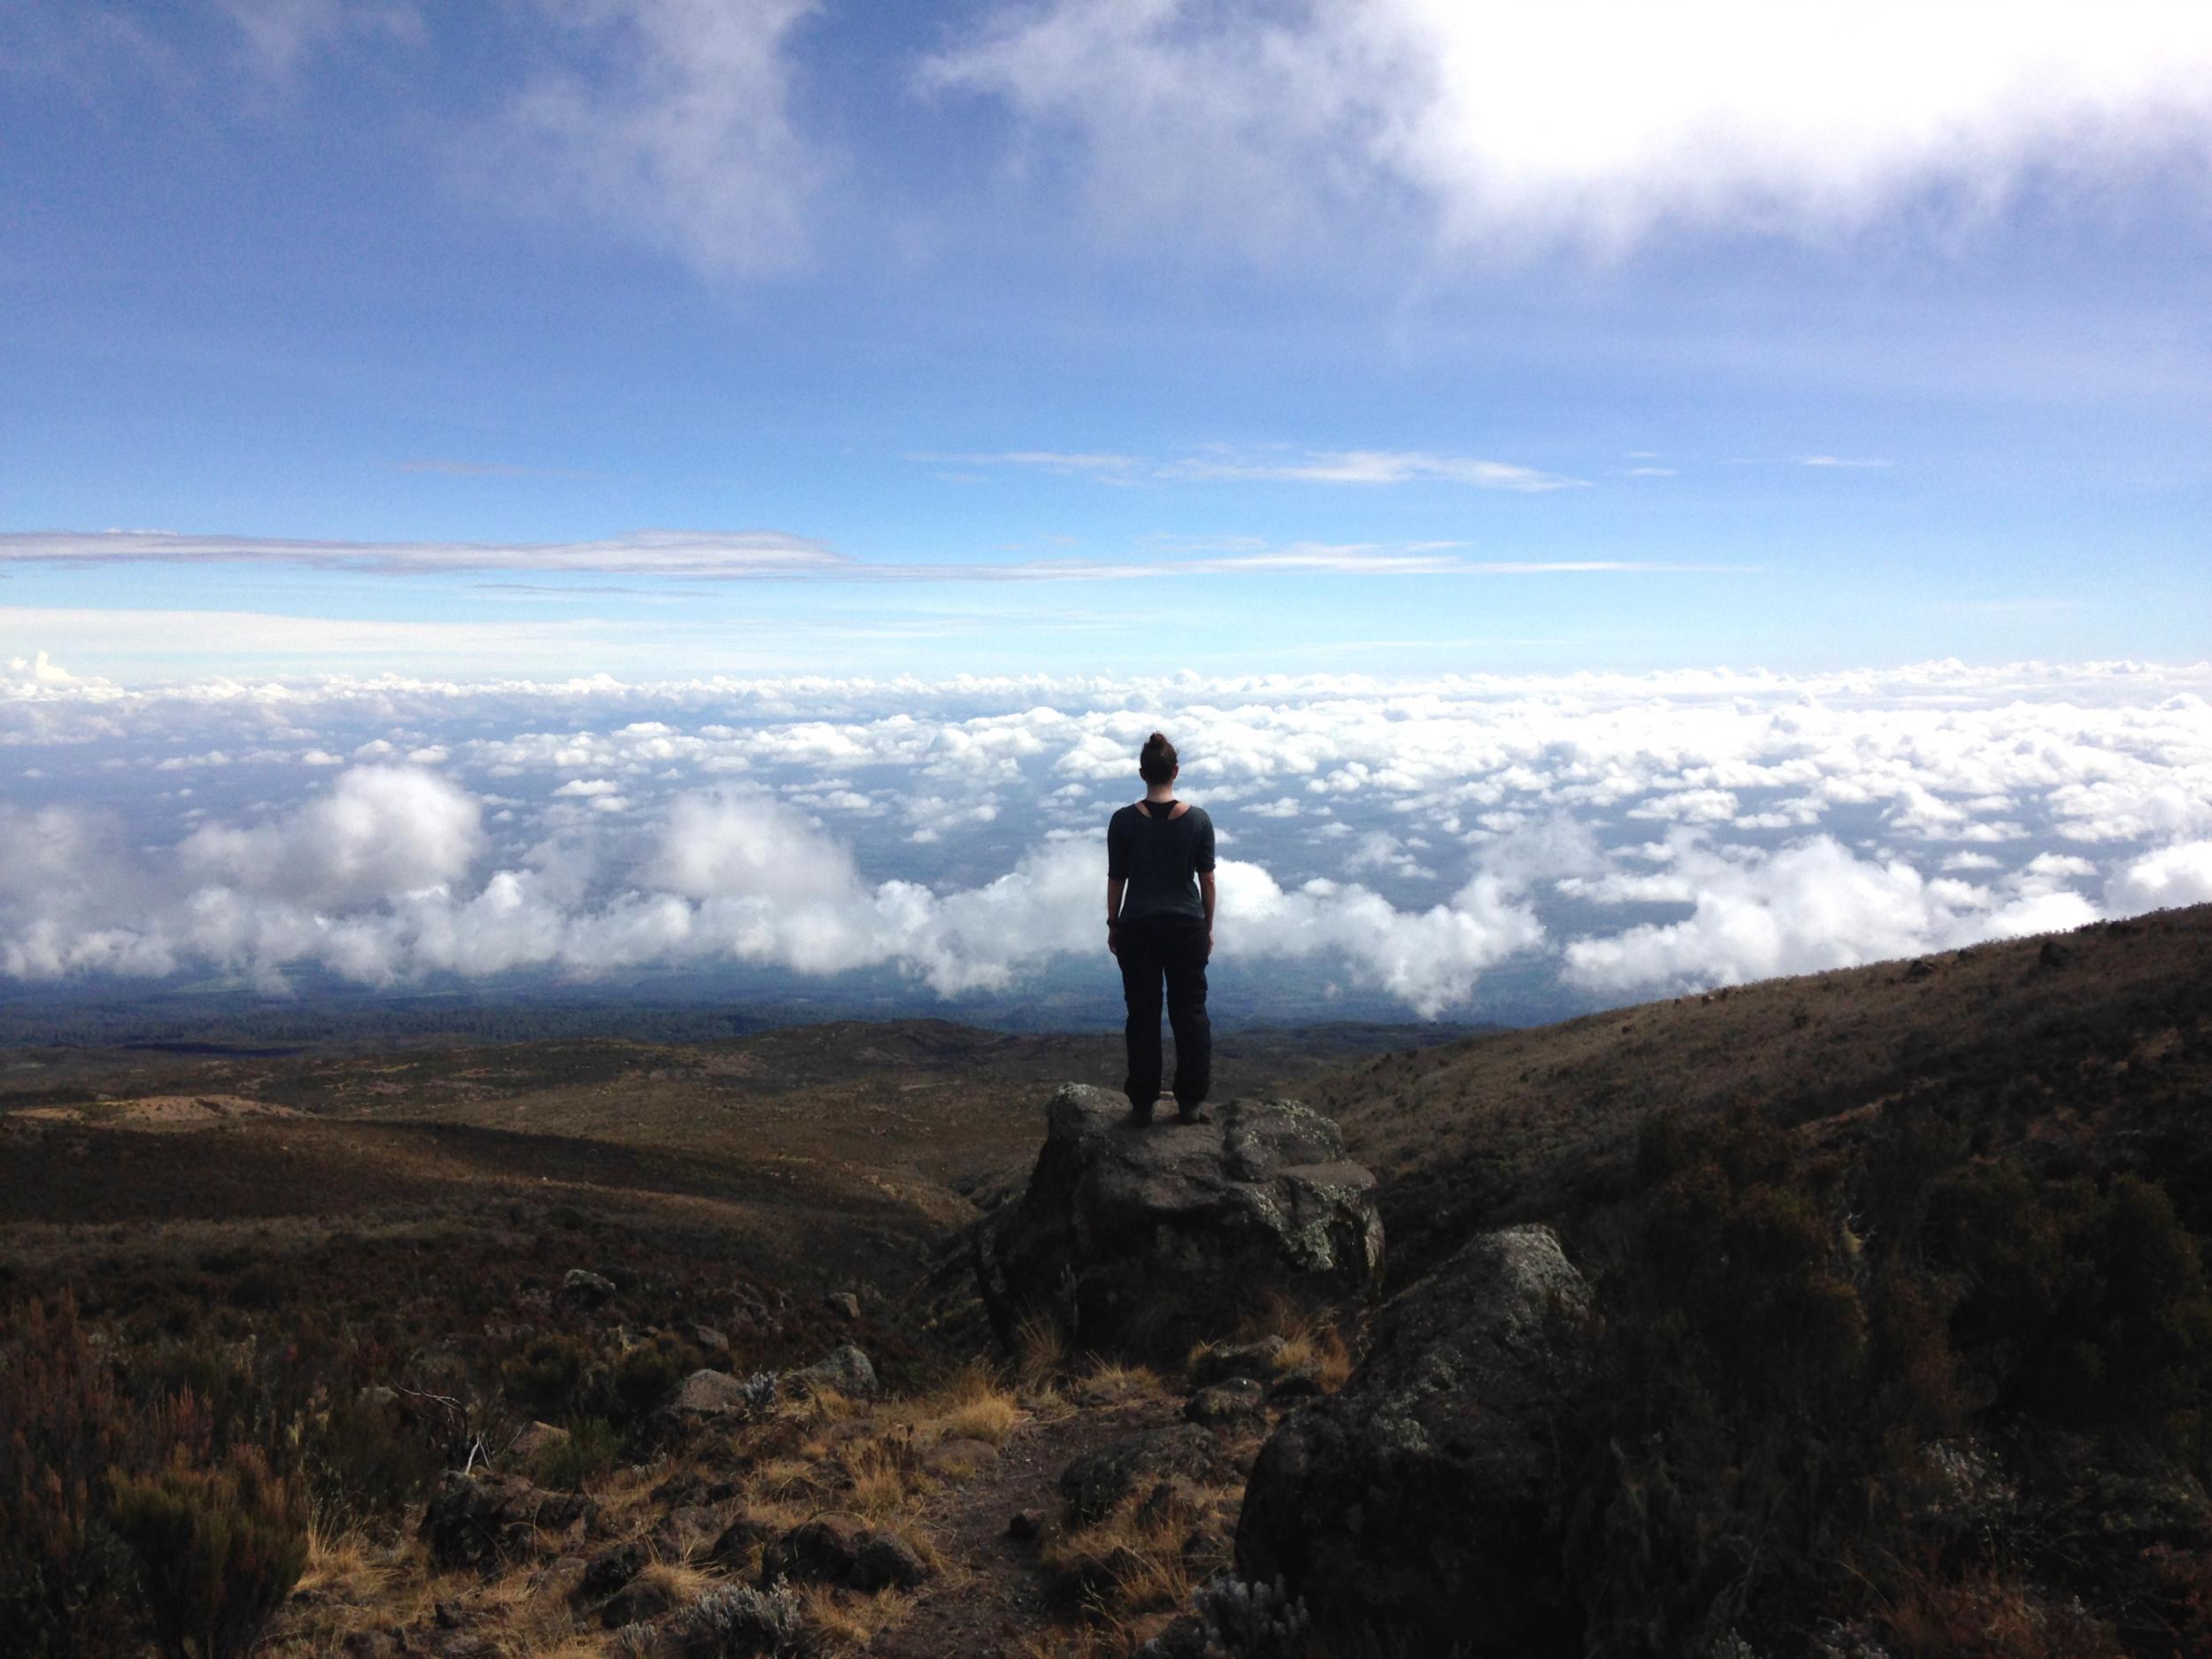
[1310,903,2212,1280]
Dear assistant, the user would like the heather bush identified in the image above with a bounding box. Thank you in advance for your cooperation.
[500,1332,600,1420]
[1934,1163,2212,1454]
[611,1331,703,1422]
[299,1384,446,1530]
[108,1443,308,1659]
[530,1417,621,1491]
[1563,1101,2212,1655]
[0,1293,142,1657]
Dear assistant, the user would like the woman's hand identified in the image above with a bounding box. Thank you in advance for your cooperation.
[1107,921,1119,957]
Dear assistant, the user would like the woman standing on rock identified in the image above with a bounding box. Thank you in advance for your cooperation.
[1106,733,1217,1125]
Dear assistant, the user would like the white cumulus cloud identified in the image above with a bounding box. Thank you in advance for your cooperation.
[928,0,2212,256]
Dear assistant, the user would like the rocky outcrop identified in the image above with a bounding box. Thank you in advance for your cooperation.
[1234,1225,1594,1655]
[976,1086,1384,1356]
[418,1471,597,1571]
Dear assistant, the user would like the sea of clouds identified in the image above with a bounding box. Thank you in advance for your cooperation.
[4,656,2209,1021]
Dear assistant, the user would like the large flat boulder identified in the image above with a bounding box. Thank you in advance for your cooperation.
[1234,1225,1594,1655]
[975,1085,1383,1357]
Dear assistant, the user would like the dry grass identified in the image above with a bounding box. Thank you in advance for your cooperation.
[1041,1479,1230,1624]
[1874,1570,2129,1659]
[920,1366,1021,1447]
[1271,1319,1354,1394]
[799,1582,918,1653]
[840,1434,923,1524]
[1015,1313,1068,1394]
[298,1512,386,1601]
[1077,1357,1164,1405]
[1013,1622,1153,1659]
[635,1558,717,1605]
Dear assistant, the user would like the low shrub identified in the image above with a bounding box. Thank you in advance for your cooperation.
[0,1293,144,1658]
[501,1333,600,1421]
[531,1417,621,1492]
[108,1443,308,1659]
[611,1332,703,1424]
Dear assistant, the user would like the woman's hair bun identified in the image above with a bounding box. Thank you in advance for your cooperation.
[1139,730,1178,783]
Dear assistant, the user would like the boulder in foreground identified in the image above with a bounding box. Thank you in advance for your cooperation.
[975,1085,1384,1357]
[1234,1224,1593,1655]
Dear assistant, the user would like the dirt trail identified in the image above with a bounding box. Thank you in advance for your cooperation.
[869,1396,1179,1658]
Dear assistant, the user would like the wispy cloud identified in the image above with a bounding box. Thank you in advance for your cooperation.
[212,0,421,78]
[1161,449,1586,490]
[0,530,1721,583]
[920,447,1586,490]
[913,450,1141,475]
[4,529,845,579]
[1796,455,1893,469]
[487,0,825,278]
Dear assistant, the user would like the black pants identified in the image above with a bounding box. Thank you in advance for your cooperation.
[1118,912,1211,1117]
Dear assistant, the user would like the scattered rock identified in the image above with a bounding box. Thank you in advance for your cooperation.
[599,1571,681,1630]
[825,1289,862,1320]
[705,1514,773,1571]
[1190,1336,1285,1387]
[1185,1378,1267,1426]
[1236,1225,1594,1653]
[760,1515,868,1585]
[419,1472,597,1571]
[976,1086,1385,1357]
[687,1324,730,1356]
[576,1542,645,1604]
[1904,957,1934,982]
[1265,1368,1325,1406]
[670,1368,749,1417]
[650,1471,741,1509]
[650,1505,723,1563]
[1135,1478,1211,1531]
[1059,1425,1229,1526]
[851,1531,931,1592]
[561,1269,617,1309]
[783,1343,879,1400]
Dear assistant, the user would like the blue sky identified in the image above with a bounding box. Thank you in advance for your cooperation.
[4,4,2212,1019]
[4,0,2208,681]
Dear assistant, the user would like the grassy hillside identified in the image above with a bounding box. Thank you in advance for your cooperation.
[1314,904,2212,1282]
